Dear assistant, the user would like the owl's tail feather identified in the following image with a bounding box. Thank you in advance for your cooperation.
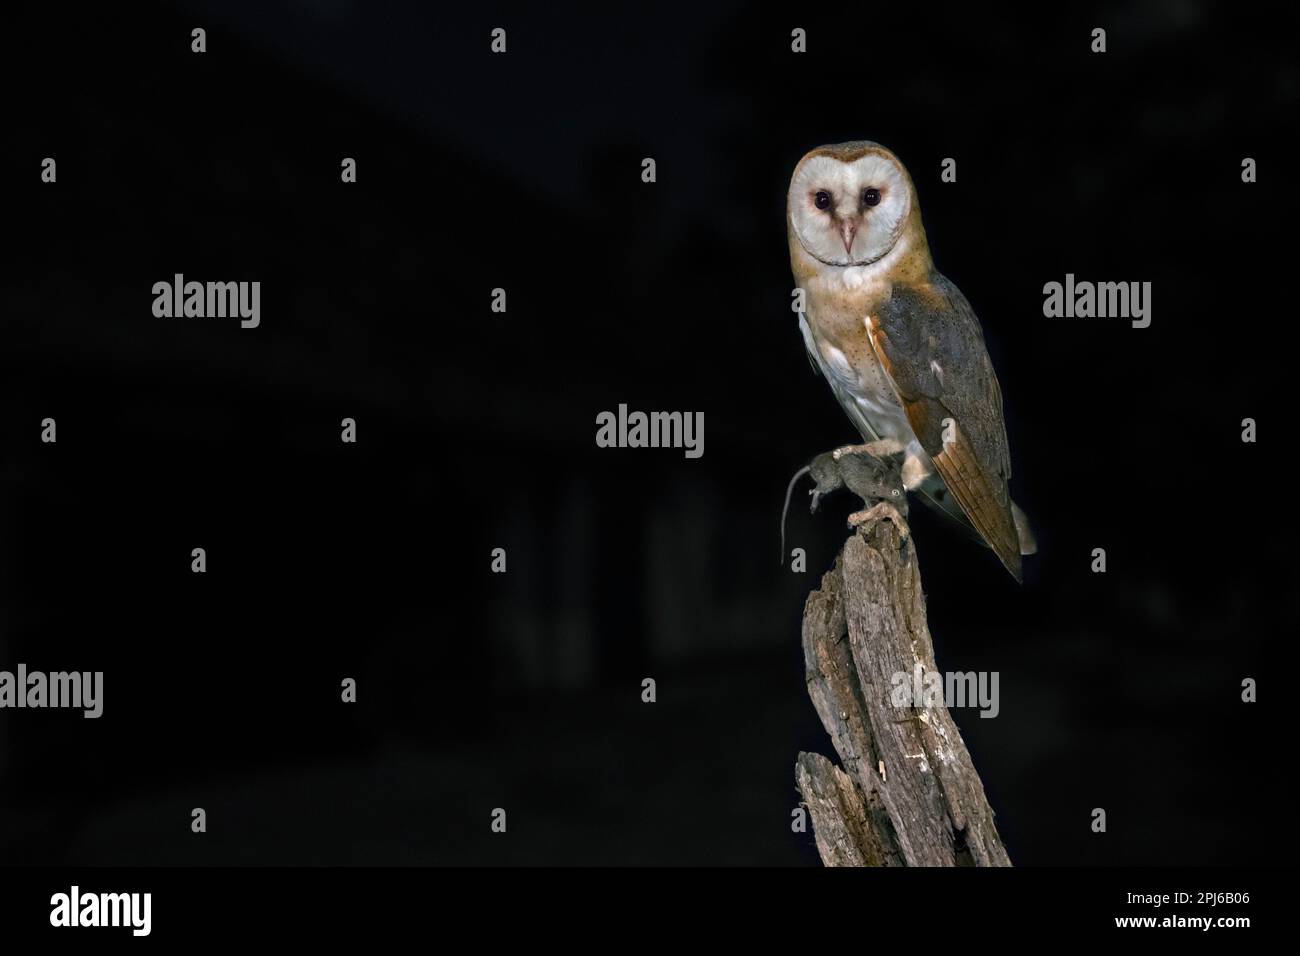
[1012,500,1037,556]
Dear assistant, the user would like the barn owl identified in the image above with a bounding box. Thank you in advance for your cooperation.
[787,141,1035,581]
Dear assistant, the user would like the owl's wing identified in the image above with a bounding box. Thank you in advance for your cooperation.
[799,308,988,548]
[866,274,1022,580]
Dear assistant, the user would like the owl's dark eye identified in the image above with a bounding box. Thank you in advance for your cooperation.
[862,187,881,207]
[813,190,832,210]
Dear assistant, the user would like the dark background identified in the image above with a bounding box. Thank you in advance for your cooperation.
[1,1,1293,865]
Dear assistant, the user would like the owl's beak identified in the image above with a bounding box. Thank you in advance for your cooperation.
[839,221,858,257]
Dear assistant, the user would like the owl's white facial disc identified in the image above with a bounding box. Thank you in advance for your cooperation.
[789,152,911,267]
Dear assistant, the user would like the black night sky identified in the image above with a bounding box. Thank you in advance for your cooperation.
[1,1,1294,866]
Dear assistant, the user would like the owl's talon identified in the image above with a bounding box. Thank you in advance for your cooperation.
[832,443,869,462]
[832,439,904,462]
[847,501,910,539]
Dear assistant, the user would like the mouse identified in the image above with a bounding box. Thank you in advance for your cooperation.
[780,449,909,564]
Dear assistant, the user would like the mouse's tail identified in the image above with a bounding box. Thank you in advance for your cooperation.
[780,464,812,565]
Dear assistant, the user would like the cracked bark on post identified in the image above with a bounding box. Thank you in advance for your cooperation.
[795,515,1011,867]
